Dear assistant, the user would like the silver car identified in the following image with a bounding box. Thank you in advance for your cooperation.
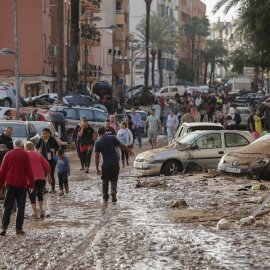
[134,130,254,176]
[0,120,40,145]
[0,83,16,107]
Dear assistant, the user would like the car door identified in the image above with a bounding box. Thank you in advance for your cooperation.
[189,133,224,168]
[93,110,108,130]
[63,108,77,130]
[78,108,96,129]
[223,132,251,153]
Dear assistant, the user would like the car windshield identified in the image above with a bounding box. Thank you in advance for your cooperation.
[31,122,52,135]
[175,132,199,145]
[251,134,270,144]
[0,123,27,137]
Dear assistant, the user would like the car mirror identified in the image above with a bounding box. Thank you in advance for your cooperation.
[190,144,198,150]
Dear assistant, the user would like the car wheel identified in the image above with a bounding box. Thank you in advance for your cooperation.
[67,129,74,144]
[162,160,181,176]
[1,98,12,107]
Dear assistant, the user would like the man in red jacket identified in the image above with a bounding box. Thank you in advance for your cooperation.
[0,139,34,236]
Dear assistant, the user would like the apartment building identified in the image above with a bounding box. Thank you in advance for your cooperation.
[0,0,54,97]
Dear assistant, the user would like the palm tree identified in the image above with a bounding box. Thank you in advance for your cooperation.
[69,0,80,92]
[203,40,228,85]
[213,0,246,14]
[183,16,209,83]
[136,12,177,87]
[144,0,152,87]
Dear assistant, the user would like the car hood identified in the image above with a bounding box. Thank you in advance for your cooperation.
[222,139,270,168]
[136,144,176,159]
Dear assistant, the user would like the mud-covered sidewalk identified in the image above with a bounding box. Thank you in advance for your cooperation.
[0,140,270,269]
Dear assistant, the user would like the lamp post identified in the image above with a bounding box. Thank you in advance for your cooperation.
[0,0,20,118]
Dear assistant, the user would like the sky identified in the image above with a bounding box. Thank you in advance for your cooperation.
[201,0,238,22]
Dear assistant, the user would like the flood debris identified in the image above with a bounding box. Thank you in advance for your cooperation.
[239,216,256,226]
[135,179,167,188]
[216,219,230,230]
[170,199,188,209]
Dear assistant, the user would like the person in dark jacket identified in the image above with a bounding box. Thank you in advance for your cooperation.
[0,139,34,235]
[0,127,13,150]
[72,117,86,170]
[77,118,96,173]
[35,128,60,193]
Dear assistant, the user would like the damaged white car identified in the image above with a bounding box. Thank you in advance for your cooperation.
[218,134,270,179]
[134,130,254,176]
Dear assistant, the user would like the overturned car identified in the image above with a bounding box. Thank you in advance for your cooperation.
[218,134,270,180]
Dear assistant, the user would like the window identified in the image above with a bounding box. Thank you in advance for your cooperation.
[161,88,168,93]
[171,87,178,92]
[196,133,222,149]
[28,124,37,137]
[79,109,94,121]
[64,108,76,119]
[95,110,108,122]
[225,133,250,147]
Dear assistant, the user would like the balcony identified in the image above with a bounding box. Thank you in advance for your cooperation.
[81,0,101,13]
[79,65,103,80]
[80,23,101,46]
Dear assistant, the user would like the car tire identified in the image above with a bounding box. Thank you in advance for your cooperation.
[162,160,181,176]
[1,98,12,107]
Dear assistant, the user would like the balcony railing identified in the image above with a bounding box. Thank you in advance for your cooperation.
[80,65,103,78]
[80,24,101,43]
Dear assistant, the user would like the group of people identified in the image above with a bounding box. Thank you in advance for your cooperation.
[0,127,70,235]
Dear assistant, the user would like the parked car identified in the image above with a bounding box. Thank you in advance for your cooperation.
[30,121,58,137]
[50,105,109,142]
[173,122,224,142]
[155,85,186,99]
[24,93,58,104]
[0,83,17,107]
[133,130,254,176]
[218,134,270,179]
[0,120,40,145]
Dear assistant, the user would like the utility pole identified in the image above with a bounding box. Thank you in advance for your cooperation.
[56,0,64,102]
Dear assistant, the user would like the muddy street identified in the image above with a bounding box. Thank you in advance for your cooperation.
[0,142,270,269]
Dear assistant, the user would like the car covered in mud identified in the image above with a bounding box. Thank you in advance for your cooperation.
[134,130,254,176]
[218,133,270,179]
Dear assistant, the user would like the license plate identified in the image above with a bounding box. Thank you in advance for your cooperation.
[135,163,144,169]
[225,167,241,173]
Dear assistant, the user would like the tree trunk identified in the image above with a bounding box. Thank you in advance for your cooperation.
[158,49,163,87]
[69,0,80,92]
[144,0,152,87]
[56,0,64,102]
[191,35,195,83]
[204,59,208,85]
[151,50,156,87]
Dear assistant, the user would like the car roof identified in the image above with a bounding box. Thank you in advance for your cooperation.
[0,120,29,125]
[189,129,253,137]
[181,122,223,128]
[50,105,105,113]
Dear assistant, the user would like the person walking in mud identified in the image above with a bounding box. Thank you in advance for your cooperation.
[24,141,51,219]
[72,117,86,170]
[105,119,116,135]
[77,118,96,173]
[145,108,161,149]
[55,149,70,196]
[36,128,60,193]
[0,139,34,235]
[95,127,133,203]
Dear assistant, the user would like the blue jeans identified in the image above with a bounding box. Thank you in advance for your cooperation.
[134,127,142,146]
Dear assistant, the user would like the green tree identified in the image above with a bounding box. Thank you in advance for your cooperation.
[175,61,193,83]
[69,0,80,92]
[183,16,209,83]
[200,40,228,85]
[136,12,177,87]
